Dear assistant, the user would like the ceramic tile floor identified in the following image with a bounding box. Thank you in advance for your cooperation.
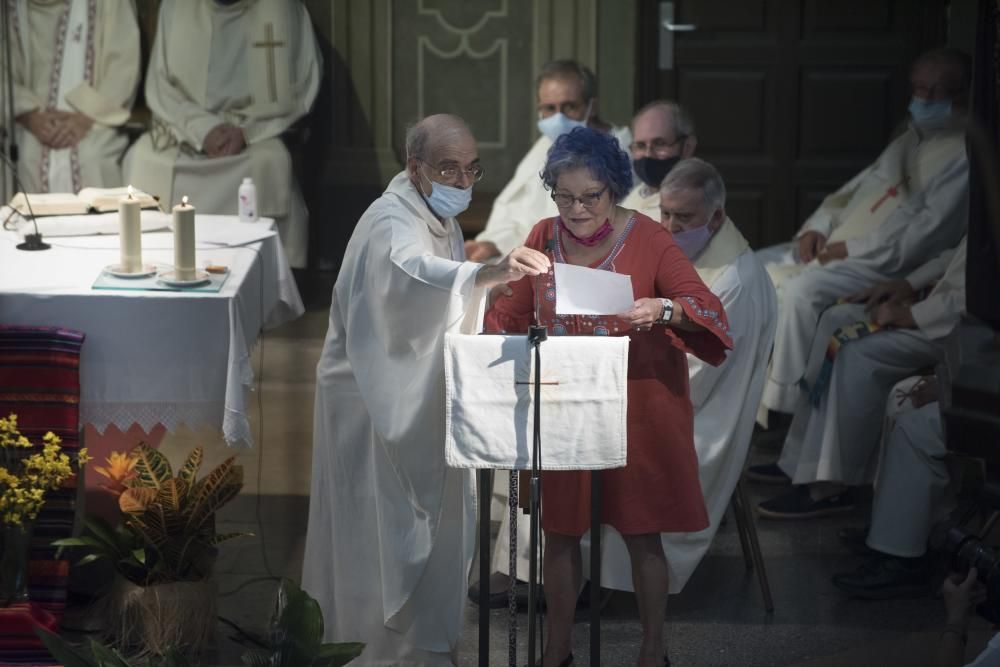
[148,306,994,666]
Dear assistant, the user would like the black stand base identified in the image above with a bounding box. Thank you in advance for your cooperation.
[16,233,50,251]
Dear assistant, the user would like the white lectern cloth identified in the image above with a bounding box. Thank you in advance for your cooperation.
[444,333,629,470]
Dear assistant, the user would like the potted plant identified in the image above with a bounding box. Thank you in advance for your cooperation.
[56,443,249,658]
[241,578,364,667]
[0,413,88,607]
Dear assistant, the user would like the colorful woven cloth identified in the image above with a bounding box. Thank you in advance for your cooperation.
[0,325,85,662]
[800,319,881,407]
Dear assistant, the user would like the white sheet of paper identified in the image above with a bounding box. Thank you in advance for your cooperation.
[554,263,635,315]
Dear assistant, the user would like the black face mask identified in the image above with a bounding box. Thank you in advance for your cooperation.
[633,155,682,189]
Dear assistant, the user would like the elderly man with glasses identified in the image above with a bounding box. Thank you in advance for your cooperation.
[464,59,630,263]
[303,114,549,666]
[620,101,698,219]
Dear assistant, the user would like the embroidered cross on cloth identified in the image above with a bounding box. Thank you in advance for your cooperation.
[444,333,629,470]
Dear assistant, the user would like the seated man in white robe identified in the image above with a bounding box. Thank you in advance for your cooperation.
[755,236,965,518]
[594,159,777,594]
[620,101,697,220]
[464,59,631,262]
[125,0,320,268]
[830,374,950,599]
[301,114,550,666]
[759,48,971,418]
[11,0,140,193]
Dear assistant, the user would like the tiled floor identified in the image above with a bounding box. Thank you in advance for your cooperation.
[149,306,993,666]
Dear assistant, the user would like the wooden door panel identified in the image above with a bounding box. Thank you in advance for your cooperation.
[801,0,893,34]
[677,0,768,32]
[726,190,768,248]
[798,69,895,159]
[679,70,769,155]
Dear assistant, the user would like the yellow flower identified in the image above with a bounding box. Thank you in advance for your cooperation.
[77,447,92,465]
[93,450,138,496]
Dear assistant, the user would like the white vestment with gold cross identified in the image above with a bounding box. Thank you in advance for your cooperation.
[125,0,320,268]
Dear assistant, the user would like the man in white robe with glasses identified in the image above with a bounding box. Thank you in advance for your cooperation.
[302,114,550,666]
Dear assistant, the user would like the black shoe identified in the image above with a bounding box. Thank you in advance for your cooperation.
[831,554,932,599]
[468,579,524,609]
[837,525,876,555]
[757,486,855,520]
[745,462,791,485]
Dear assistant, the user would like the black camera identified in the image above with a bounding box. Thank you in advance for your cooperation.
[934,522,1000,622]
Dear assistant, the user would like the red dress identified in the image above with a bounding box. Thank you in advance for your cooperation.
[485,213,732,536]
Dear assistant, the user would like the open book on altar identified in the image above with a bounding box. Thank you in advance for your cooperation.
[8,187,160,216]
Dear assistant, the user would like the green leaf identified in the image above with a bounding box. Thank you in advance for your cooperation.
[131,443,173,490]
[240,649,273,667]
[77,553,104,566]
[177,447,204,489]
[131,548,146,564]
[185,459,243,533]
[313,643,365,667]
[32,627,95,667]
[209,531,253,546]
[87,638,132,666]
[278,589,324,653]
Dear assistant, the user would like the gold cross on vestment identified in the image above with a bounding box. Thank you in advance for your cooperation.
[252,23,285,103]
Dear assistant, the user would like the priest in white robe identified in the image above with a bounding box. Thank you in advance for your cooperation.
[486,159,777,596]
[10,0,140,193]
[759,48,971,417]
[301,115,549,666]
[619,101,697,220]
[464,60,631,262]
[830,375,950,598]
[125,0,320,268]
[756,236,966,519]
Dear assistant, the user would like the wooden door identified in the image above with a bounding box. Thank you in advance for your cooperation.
[637,0,947,248]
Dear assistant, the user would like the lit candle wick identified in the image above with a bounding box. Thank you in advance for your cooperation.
[127,184,134,200]
[182,195,189,206]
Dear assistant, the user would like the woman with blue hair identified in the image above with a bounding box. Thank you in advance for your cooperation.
[486,127,732,667]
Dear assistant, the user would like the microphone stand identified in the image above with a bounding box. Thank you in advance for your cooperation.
[526,323,546,667]
[0,5,48,251]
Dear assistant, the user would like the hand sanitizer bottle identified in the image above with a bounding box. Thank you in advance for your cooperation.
[238,177,258,222]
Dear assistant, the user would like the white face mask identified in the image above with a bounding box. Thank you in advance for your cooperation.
[419,170,472,218]
[536,100,592,142]
[908,97,953,129]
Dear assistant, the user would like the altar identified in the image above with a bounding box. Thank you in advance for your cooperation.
[0,214,303,447]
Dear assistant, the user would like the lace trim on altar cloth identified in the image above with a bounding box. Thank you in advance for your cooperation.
[81,400,254,449]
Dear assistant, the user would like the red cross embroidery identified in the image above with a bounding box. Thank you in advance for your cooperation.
[870,177,909,213]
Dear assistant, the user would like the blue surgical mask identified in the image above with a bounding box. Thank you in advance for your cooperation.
[419,171,472,218]
[908,97,952,128]
[536,100,592,142]
[671,224,713,259]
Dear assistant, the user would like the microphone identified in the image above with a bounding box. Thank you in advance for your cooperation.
[0,145,50,251]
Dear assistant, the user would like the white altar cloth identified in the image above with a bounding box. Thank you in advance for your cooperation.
[0,216,303,446]
[444,333,629,470]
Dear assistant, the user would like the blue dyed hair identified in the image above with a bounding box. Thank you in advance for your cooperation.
[540,127,634,203]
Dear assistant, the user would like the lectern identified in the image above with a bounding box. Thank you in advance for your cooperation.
[445,332,630,667]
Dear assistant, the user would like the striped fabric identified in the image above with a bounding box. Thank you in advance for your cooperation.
[0,326,85,663]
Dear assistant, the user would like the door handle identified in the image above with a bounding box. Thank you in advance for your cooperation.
[658,2,696,70]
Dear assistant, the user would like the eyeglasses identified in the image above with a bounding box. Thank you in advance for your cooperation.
[551,187,608,209]
[537,100,586,118]
[418,158,485,183]
[628,136,686,157]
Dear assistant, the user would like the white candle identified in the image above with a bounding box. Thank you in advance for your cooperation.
[172,196,196,280]
[119,186,142,272]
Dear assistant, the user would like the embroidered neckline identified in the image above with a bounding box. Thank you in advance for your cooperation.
[552,215,636,270]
